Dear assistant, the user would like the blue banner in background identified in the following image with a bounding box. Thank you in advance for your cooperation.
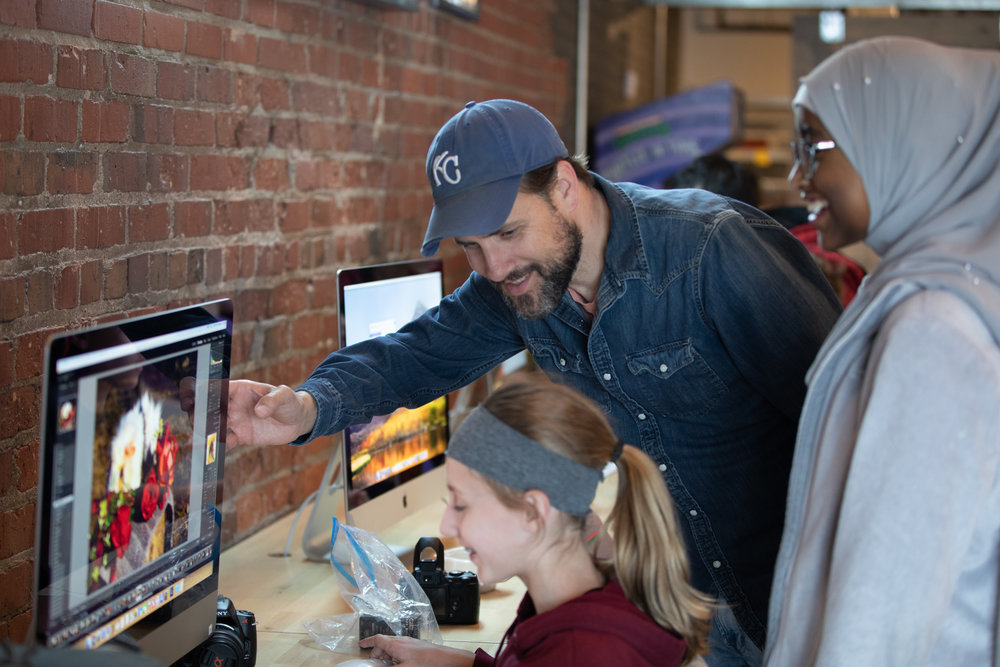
[592,80,744,188]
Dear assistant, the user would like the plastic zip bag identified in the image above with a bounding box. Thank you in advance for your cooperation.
[304,518,442,653]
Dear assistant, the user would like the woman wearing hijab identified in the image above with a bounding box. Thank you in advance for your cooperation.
[764,37,1000,666]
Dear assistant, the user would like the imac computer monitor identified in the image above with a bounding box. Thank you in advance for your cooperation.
[337,259,449,541]
[33,299,233,663]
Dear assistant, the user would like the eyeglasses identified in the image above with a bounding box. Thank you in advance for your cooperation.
[788,138,837,181]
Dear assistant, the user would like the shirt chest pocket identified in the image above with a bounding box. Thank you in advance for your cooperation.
[625,341,726,417]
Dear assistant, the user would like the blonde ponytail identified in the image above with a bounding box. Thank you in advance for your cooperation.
[607,444,713,663]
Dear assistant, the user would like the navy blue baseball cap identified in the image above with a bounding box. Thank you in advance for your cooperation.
[421,99,569,256]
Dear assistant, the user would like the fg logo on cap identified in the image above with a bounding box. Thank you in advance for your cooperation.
[432,151,461,187]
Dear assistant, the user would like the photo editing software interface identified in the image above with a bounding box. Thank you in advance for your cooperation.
[338,260,449,516]
[34,300,232,658]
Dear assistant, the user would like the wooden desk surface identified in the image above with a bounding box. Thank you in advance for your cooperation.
[220,472,617,666]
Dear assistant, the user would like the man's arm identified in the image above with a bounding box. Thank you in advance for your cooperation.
[700,213,843,420]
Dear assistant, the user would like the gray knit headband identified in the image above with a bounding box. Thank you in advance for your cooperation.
[446,405,604,516]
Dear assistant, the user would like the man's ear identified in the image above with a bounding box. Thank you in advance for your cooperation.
[549,159,580,213]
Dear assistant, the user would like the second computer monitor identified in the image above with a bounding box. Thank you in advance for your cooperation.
[336,259,449,539]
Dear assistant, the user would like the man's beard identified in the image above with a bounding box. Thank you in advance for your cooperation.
[491,214,583,320]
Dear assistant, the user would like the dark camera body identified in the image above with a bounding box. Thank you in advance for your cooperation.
[411,537,480,625]
[175,595,257,667]
[358,610,422,641]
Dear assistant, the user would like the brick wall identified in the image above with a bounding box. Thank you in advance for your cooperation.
[0,0,571,641]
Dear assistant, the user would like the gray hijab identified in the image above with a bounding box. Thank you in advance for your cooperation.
[794,36,1000,380]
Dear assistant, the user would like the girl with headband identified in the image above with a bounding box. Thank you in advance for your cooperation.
[361,378,712,666]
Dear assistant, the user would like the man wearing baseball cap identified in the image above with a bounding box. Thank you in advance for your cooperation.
[228,99,842,666]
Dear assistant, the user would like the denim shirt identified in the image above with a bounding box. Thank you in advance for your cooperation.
[298,174,842,647]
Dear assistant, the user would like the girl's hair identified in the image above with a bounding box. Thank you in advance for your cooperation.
[478,375,713,662]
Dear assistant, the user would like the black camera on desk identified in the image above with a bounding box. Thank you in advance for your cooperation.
[411,536,480,625]
[175,595,257,667]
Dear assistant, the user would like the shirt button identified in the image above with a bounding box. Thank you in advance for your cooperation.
[658,464,666,472]
[602,373,611,381]
[637,413,646,420]
[559,358,566,366]
[659,364,668,373]
[712,560,722,569]
[689,509,698,517]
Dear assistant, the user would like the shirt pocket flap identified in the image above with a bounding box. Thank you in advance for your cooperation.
[626,341,695,380]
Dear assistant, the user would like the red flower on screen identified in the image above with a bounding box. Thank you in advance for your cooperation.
[140,470,159,521]
[110,504,132,558]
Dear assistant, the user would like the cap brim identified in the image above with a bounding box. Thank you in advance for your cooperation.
[421,174,522,256]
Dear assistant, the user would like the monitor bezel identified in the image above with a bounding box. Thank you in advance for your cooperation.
[32,298,232,661]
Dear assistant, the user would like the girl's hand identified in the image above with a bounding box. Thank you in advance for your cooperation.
[358,635,477,667]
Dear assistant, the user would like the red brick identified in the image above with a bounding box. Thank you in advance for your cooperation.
[54,265,79,309]
[0,502,36,560]
[174,108,215,145]
[20,208,74,254]
[0,384,37,438]
[0,562,32,633]
[0,96,21,141]
[258,37,307,74]
[110,53,156,97]
[104,152,148,192]
[24,96,77,142]
[149,251,168,290]
[215,199,251,235]
[224,28,255,65]
[132,104,173,144]
[0,341,11,389]
[0,213,13,260]
[246,0,275,28]
[0,40,51,83]
[276,1,320,36]
[168,251,187,289]
[257,76,290,110]
[37,0,92,36]
[78,205,126,248]
[190,155,249,191]
[157,61,195,101]
[162,0,203,9]
[0,0,34,27]
[196,66,233,103]
[104,260,127,299]
[187,248,204,285]
[254,158,289,191]
[186,21,222,60]
[127,254,149,292]
[235,114,269,148]
[143,10,185,52]
[129,203,170,242]
[81,99,128,142]
[93,0,141,45]
[149,153,189,192]
[80,259,102,304]
[26,269,53,314]
[205,0,239,19]
[175,200,211,238]
[308,44,337,79]
[47,150,97,194]
[214,111,239,147]
[56,46,106,90]
[204,247,222,284]
[295,159,339,191]
[14,440,38,493]
[0,276,24,322]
